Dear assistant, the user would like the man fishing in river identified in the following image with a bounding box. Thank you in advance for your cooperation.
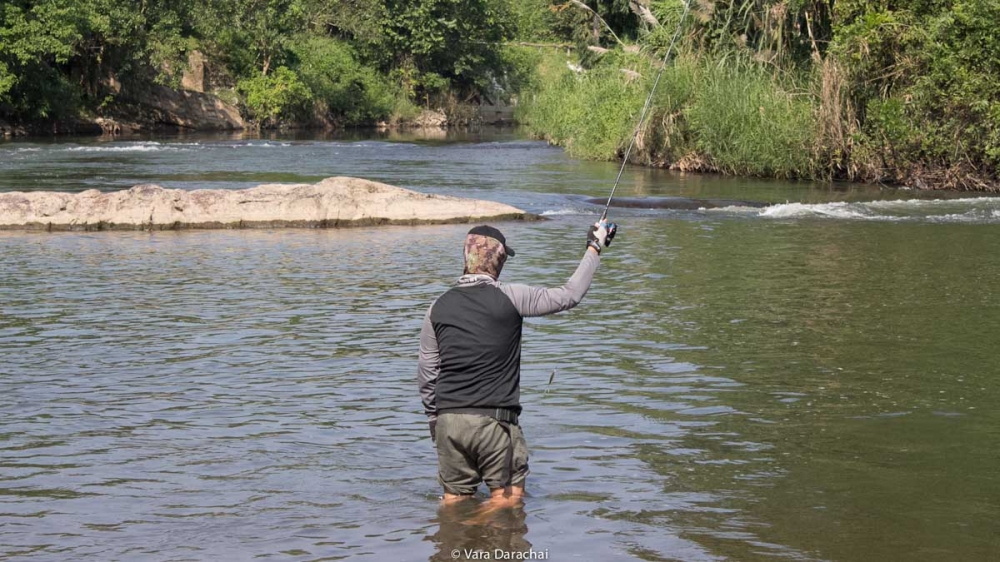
[417,221,616,504]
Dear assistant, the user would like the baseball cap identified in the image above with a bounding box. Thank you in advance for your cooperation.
[467,225,515,257]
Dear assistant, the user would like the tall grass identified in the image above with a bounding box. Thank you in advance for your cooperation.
[686,60,815,178]
[519,52,820,179]
[518,52,645,160]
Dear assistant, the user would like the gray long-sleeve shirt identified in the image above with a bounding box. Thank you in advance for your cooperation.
[417,250,601,420]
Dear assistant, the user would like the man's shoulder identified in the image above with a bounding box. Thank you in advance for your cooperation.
[431,282,519,319]
[494,281,537,299]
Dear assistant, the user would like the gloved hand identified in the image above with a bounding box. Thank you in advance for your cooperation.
[429,419,437,442]
[587,220,618,253]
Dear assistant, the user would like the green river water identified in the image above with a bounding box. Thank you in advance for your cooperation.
[1,130,998,561]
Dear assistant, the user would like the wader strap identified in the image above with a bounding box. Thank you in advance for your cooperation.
[438,407,519,426]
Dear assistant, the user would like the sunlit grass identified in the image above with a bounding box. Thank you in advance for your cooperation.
[519,52,819,179]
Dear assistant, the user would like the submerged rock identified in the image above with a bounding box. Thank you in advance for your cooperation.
[0,177,532,231]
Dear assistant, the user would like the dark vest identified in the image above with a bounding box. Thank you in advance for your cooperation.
[431,284,523,414]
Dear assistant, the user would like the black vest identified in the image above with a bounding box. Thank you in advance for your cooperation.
[431,284,523,414]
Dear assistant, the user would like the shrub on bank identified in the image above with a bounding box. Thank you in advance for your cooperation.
[519,52,817,179]
[291,36,415,125]
[832,0,1000,188]
[237,67,313,127]
[518,0,1000,190]
[519,51,644,161]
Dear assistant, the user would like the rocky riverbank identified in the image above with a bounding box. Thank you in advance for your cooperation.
[1,103,512,139]
[0,88,245,138]
[0,177,533,231]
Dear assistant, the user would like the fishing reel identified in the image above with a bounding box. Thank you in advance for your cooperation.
[605,222,618,246]
[590,220,619,252]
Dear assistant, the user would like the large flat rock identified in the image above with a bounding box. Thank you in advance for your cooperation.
[0,177,532,231]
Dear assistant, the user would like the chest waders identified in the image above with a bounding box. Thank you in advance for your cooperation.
[442,407,520,497]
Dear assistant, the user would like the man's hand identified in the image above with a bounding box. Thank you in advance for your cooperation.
[429,419,437,442]
[587,220,618,253]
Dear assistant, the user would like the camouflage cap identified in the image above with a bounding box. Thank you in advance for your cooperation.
[467,225,515,257]
[464,233,508,279]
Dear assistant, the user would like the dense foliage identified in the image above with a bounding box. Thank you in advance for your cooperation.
[2,0,998,188]
[518,0,1000,189]
[0,0,192,119]
[0,0,528,126]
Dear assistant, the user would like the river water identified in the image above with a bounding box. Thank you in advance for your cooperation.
[1,131,998,561]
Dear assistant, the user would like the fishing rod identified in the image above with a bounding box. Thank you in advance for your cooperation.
[600,0,692,223]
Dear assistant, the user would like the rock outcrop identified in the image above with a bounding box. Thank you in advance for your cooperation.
[0,177,532,231]
[139,85,245,130]
[181,51,208,93]
[408,109,449,128]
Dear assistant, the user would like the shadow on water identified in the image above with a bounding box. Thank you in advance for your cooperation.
[427,501,532,562]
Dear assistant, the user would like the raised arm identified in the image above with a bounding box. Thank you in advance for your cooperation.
[500,248,601,317]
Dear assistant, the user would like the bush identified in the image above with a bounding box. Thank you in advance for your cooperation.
[290,35,406,124]
[498,45,543,101]
[834,0,1000,185]
[518,51,645,160]
[365,0,516,97]
[0,62,15,103]
[237,66,312,126]
[516,0,999,187]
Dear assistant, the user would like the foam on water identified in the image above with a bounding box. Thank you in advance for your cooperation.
[65,145,172,153]
[760,201,879,220]
[231,141,291,148]
[540,208,596,216]
[6,141,296,154]
[709,197,1000,223]
[63,142,185,153]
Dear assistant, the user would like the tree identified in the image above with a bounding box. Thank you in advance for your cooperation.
[197,0,305,77]
[0,0,84,116]
[364,0,517,97]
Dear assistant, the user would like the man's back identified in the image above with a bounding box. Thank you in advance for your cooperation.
[432,284,523,413]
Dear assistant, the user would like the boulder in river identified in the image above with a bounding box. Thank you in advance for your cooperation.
[0,177,533,231]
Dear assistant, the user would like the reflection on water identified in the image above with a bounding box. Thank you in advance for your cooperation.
[429,502,532,562]
[2,132,999,561]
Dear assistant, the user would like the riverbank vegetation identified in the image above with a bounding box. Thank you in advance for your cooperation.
[0,0,526,128]
[517,0,1000,190]
[2,1,998,189]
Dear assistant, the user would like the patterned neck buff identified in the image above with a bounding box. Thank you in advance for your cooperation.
[463,234,507,279]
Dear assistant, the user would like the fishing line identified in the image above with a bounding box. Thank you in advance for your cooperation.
[555,4,692,395]
[601,0,692,221]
